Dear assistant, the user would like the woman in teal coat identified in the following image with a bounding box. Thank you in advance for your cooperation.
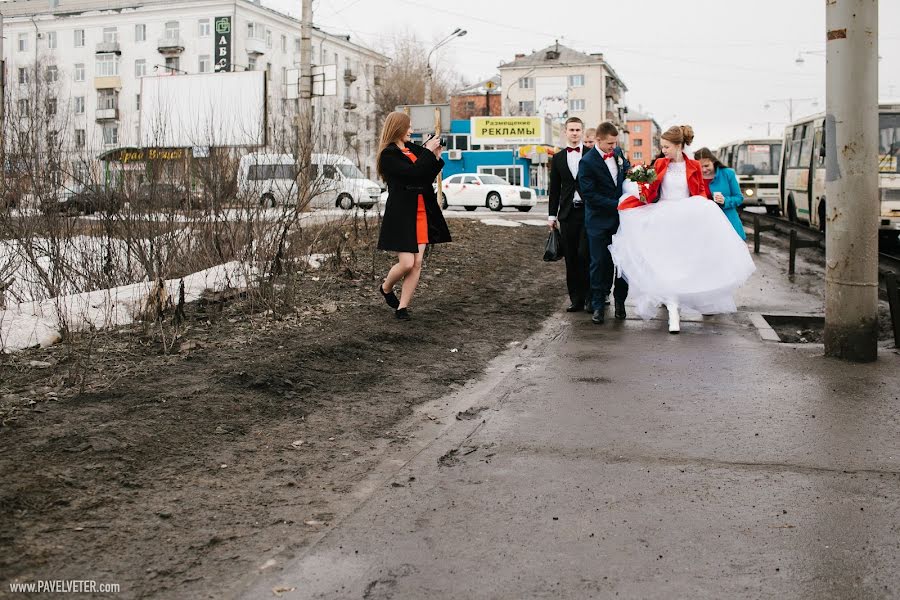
[696,147,746,240]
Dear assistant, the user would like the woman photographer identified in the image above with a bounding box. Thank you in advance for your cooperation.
[376,111,452,321]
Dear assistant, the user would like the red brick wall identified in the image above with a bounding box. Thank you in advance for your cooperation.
[450,93,503,120]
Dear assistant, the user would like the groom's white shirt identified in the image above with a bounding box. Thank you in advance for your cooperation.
[596,146,619,183]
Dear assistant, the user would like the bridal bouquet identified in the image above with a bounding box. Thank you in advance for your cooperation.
[626,165,657,204]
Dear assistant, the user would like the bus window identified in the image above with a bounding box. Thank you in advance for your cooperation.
[814,129,825,168]
[772,143,783,170]
[789,126,805,168]
[800,125,815,166]
[879,112,900,174]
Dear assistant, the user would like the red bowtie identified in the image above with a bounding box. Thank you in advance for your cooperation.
[602,151,614,160]
[566,146,580,153]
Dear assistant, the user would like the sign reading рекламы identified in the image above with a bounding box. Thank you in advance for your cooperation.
[470,117,544,146]
[214,16,232,72]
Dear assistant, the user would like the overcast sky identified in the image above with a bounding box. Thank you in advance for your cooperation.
[269,0,900,148]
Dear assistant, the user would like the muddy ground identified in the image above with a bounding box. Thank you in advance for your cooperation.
[0,219,565,598]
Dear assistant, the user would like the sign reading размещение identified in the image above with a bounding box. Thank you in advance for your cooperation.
[470,117,544,146]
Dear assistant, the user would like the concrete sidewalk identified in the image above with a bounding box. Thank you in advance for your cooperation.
[242,249,900,599]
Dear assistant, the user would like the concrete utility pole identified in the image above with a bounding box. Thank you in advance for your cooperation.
[297,0,313,208]
[1,14,6,192]
[824,0,879,362]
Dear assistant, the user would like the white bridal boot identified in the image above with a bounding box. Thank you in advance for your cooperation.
[667,302,680,334]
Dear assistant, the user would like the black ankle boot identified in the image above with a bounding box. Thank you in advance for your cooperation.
[395,307,411,321]
[379,281,400,309]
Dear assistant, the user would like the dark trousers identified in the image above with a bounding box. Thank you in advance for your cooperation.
[558,209,591,306]
[585,211,628,311]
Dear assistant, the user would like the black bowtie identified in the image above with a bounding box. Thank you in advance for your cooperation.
[566,147,580,153]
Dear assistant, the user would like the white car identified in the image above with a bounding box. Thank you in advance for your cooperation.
[440,173,537,212]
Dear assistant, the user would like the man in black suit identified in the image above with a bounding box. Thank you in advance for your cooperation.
[577,121,630,324]
[548,117,591,312]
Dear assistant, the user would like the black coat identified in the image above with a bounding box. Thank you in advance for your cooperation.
[377,143,452,253]
[548,146,583,222]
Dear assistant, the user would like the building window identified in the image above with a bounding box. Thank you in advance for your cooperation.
[633,138,643,146]
[569,99,585,111]
[103,27,118,43]
[74,29,85,47]
[465,100,475,112]
[519,77,534,89]
[568,74,585,87]
[198,18,211,37]
[165,21,180,40]
[46,65,59,83]
[247,55,257,71]
[479,166,523,186]
[634,151,643,160]
[295,37,302,54]
[135,59,146,77]
[74,63,85,82]
[96,54,119,77]
[17,99,30,115]
[74,96,85,115]
[102,124,119,146]
[135,24,146,42]
[98,89,117,110]
[47,98,58,116]
[17,33,28,52]
[248,23,265,40]
[266,29,273,48]
[199,55,211,73]
[48,31,58,49]
[281,35,287,53]
[75,129,86,149]
[518,100,534,114]
[165,56,180,72]
[17,68,29,85]
[633,124,642,133]
[280,66,286,82]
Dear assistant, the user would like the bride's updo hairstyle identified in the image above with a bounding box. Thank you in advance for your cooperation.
[661,125,695,148]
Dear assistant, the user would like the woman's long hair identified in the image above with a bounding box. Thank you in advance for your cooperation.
[695,147,726,170]
[376,112,411,178]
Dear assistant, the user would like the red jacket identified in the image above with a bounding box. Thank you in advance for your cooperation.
[645,155,707,203]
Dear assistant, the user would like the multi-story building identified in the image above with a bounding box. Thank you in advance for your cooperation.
[449,75,502,120]
[625,111,661,165]
[498,43,627,139]
[0,0,388,182]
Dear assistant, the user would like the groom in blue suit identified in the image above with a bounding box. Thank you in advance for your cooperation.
[577,122,630,324]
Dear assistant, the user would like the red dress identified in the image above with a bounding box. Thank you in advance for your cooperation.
[400,147,429,245]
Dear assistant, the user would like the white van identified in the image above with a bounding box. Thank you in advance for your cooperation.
[237,153,382,209]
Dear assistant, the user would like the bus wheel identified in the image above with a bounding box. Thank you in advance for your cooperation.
[818,200,826,233]
[787,197,798,223]
[337,194,354,210]
[766,205,780,216]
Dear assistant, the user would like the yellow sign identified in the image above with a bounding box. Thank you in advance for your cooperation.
[485,81,496,90]
[470,117,544,145]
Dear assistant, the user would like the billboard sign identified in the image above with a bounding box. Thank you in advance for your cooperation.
[214,16,232,73]
[470,117,544,145]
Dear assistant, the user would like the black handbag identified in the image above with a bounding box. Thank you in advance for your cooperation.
[543,228,563,262]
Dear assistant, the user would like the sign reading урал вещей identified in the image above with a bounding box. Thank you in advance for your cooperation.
[470,117,544,146]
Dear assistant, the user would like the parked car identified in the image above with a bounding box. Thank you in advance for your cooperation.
[41,184,121,215]
[440,173,537,212]
[237,153,382,209]
[134,182,204,210]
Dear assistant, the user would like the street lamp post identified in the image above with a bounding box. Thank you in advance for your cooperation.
[424,28,467,104]
[764,97,818,123]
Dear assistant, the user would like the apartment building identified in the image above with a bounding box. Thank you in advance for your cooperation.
[0,0,388,178]
[499,43,627,139]
[625,111,661,165]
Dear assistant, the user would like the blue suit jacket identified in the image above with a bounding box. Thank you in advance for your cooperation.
[707,167,746,240]
[577,146,631,231]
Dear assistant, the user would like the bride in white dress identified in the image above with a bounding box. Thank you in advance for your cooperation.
[609,125,755,333]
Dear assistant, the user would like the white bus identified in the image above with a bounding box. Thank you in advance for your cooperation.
[779,104,900,236]
[237,153,382,209]
[716,138,783,214]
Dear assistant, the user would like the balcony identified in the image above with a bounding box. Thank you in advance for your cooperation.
[343,100,357,111]
[157,37,185,55]
[95,41,121,54]
[95,108,119,122]
[245,37,266,56]
[343,69,357,84]
[94,76,122,90]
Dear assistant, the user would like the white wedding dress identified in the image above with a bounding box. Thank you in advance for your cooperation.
[609,161,755,320]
